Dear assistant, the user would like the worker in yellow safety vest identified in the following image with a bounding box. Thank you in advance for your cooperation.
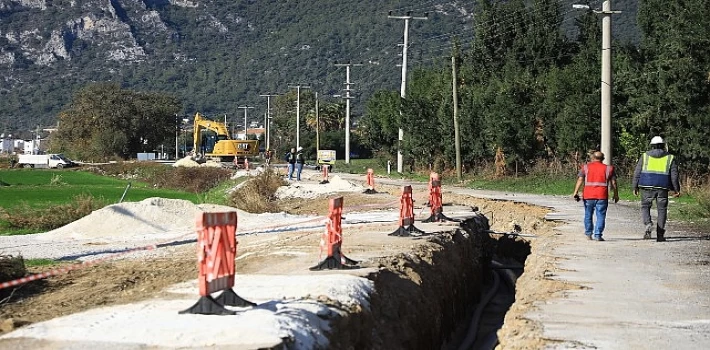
[632,136,680,242]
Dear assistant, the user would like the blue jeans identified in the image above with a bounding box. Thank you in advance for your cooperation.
[296,163,304,181]
[287,163,295,180]
[584,199,608,238]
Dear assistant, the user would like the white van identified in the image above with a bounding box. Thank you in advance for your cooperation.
[17,154,76,169]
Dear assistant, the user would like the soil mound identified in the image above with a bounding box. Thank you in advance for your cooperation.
[38,198,236,240]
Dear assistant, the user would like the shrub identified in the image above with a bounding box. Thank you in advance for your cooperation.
[0,155,18,169]
[151,167,233,193]
[0,194,108,231]
[691,183,710,219]
[0,254,27,299]
[88,162,166,180]
[228,168,286,213]
[87,162,233,193]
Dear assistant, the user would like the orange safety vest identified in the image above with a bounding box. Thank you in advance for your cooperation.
[582,162,613,200]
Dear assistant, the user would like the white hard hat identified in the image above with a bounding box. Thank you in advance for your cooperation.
[297,146,303,152]
[650,136,665,145]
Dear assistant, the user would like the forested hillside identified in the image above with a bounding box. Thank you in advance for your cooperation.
[1,0,639,131]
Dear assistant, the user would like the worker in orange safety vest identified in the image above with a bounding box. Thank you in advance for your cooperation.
[572,151,620,241]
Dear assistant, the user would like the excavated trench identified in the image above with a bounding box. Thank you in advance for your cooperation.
[328,213,531,350]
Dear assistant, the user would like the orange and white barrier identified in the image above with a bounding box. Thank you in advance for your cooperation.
[423,173,457,223]
[310,197,359,270]
[364,168,376,194]
[319,165,330,184]
[180,211,255,315]
[389,185,426,237]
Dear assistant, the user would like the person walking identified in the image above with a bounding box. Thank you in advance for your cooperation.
[632,136,680,242]
[295,146,304,181]
[264,149,273,166]
[572,151,620,241]
[285,147,296,181]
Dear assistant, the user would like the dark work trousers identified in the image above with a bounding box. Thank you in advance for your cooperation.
[640,188,669,233]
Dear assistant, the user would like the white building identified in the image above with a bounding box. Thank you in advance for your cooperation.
[0,134,12,153]
[23,139,41,154]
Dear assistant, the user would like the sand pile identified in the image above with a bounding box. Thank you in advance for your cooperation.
[231,166,266,179]
[275,175,365,199]
[33,198,317,242]
[38,198,236,241]
[172,157,225,168]
[172,157,200,167]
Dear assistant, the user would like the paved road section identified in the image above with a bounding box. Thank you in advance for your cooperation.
[457,189,710,349]
[341,173,709,349]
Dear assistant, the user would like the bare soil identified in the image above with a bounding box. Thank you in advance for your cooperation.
[0,187,563,349]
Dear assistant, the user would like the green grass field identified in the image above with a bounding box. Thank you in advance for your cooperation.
[0,169,198,210]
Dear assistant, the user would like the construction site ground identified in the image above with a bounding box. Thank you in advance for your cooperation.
[0,168,708,349]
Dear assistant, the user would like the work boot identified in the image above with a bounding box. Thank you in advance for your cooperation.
[656,228,666,242]
[643,223,653,240]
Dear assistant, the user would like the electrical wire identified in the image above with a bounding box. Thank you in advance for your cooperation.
[364,0,603,70]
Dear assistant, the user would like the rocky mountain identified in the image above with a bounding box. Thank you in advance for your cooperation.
[0,0,639,131]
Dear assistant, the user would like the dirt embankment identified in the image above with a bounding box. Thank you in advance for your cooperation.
[326,215,492,350]
[1,188,557,349]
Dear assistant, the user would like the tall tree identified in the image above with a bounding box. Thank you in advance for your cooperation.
[630,0,710,172]
[51,83,181,161]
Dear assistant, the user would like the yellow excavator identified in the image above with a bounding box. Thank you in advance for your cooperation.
[192,112,259,162]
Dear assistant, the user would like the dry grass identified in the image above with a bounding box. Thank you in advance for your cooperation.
[87,162,233,193]
[0,254,26,300]
[690,183,710,219]
[228,168,286,213]
[151,167,233,193]
[0,194,108,230]
[0,155,18,170]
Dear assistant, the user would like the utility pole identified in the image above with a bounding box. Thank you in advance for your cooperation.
[452,56,462,182]
[237,106,254,140]
[600,0,614,165]
[260,93,280,151]
[573,2,620,165]
[174,114,179,160]
[334,62,363,164]
[389,11,428,173]
[288,84,310,149]
[315,92,319,153]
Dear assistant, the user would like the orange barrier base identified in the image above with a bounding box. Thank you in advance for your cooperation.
[423,212,458,223]
[215,289,256,307]
[388,224,426,237]
[179,295,236,315]
[180,289,255,315]
[309,248,359,270]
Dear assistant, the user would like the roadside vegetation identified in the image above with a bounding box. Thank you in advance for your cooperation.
[228,168,286,213]
[0,165,234,235]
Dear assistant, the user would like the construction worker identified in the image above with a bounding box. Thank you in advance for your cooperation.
[285,147,296,181]
[632,136,680,242]
[572,151,619,241]
[295,146,304,181]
